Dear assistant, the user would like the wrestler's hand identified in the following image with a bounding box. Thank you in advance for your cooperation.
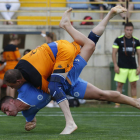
[41,30,46,37]
[25,117,36,131]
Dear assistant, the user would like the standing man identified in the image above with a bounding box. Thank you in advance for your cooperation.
[3,34,21,98]
[112,22,140,108]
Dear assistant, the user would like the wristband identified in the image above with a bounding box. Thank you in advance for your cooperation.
[41,33,46,37]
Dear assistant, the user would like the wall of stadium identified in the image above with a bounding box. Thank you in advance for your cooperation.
[0,26,140,96]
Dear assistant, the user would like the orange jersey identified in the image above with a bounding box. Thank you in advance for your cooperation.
[3,44,21,70]
[15,40,80,93]
[0,62,6,80]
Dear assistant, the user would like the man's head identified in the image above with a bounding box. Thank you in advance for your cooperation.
[124,22,134,38]
[4,69,23,89]
[23,49,31,55]
[46,32,56,43]
[9,34,21,45]
[0,96,18,116]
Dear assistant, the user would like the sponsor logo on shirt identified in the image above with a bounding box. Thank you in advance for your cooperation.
[122,47,135,52]
[57,65,62,68]
[74,92,80,97]
[29,49,37,56]
[75,59,80,62]
[37,95,43,100]
[132,41,136,44]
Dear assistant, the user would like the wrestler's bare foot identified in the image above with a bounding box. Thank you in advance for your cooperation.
[60,122,77,134]
[59,8,73,30]
[110,5,127,18]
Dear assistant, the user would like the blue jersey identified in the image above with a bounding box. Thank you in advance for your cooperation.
[17,83,51,122]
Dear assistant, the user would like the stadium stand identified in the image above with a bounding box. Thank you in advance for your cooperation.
[17,16,61,25]
[132,0,140,10]
[0,1,139,28]
[19,0,66,7]
[67,0,88,9]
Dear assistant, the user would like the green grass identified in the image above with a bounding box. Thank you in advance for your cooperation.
[0,104,140,140]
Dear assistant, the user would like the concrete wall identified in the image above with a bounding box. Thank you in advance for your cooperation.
[0,25,140,97]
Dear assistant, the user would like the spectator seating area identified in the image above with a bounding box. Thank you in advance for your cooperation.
[19,0,98,9]
[19,0,66,7]
[132,0,140,10]
[17,16,61,25]
[0,0,140,26]
[10,0,107,26]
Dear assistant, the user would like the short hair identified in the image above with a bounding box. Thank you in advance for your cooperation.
[47,32,57,42]
[4,69,22,84]
[124,22,134,28]
[23,49,31,55]
[0,96,14,110]
[0,51,3,55]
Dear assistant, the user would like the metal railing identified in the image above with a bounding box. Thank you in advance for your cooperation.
[0,0,139,26]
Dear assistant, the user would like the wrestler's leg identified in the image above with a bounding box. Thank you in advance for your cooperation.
[59,6,127,62]
[59,100,77,134]
[84,83,140,109]
[92,5,127,36]
[58,5,127,135]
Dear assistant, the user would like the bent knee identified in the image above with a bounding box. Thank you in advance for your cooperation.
[87,40,95,53]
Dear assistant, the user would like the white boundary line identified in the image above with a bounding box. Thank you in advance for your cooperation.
[0,111,140,117]
[14,111,140,114]
[1,114,140,117]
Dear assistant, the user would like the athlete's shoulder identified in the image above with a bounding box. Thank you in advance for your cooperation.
[133,36,139,40]
[117,34,124,39]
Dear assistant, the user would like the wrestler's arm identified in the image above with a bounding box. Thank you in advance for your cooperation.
[18,83,51,131]
[22,110,37,131]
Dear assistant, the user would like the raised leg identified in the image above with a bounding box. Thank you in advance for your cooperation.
[59,8,93,48]
[59,6,127,62]
[92,5,127,36]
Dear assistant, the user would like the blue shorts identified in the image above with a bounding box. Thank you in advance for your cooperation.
[66,77,87,99]
[67,55,87,86]
[65,55,88,99]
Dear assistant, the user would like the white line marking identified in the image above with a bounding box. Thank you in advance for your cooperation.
[14,111,140,114]
[1,114,140,117]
